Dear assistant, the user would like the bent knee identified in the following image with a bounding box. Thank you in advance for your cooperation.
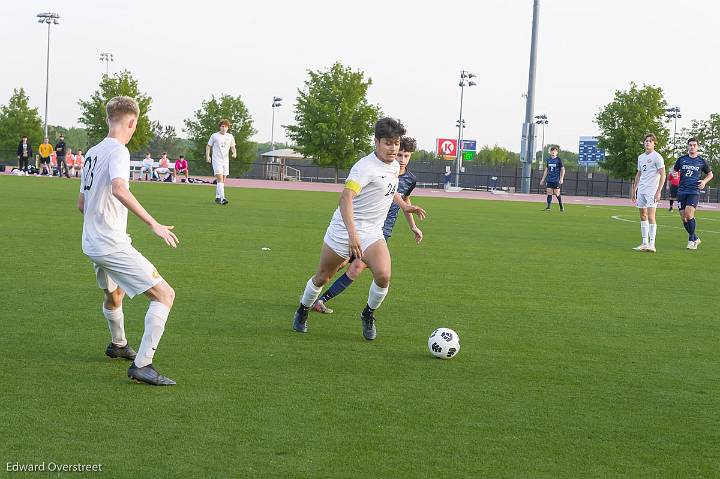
[373,272,391,288]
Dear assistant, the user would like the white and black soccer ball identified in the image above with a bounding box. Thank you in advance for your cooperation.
[428,328,460,359]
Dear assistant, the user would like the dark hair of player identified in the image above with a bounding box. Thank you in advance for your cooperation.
[400,136,417,153]
[688,137,699,145]
[643,133,656,142]
[374,117,406,140]
[549,145,559,152]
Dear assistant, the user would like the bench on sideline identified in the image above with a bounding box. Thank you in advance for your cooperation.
[129,160,175,180]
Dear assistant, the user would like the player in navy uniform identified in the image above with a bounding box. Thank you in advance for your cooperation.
[312,136,423,314]
[672,137,713,250]
[540,146,565,211]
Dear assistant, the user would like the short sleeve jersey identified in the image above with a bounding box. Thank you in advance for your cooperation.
[636,151,665,195]
[142,157,154,168]
[383,170,417,238]
[38,143,53,158]
[674,155,711,194]
[175,159,188,171]
[208,132,236,162]
[80,137,132,256]
[330,152,400,233]
[545,157,563,182]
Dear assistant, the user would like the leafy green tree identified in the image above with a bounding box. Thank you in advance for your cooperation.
[77,71,153,152]
[476,145,521,166]
[47,125,89,152]
[286,62,381,182]
[677,114,720,174]
[184,94,256,176]
[0,88,43,160]
[145,121,187,159]
[595,82,670,179]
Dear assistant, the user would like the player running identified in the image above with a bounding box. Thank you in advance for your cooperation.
[672,137,713,250]
[77,96,179,386]
[206,119,237,205]
[292,118,426,340]
[312,136,423,315]
[539,146,565,211]
[631,133,666,253]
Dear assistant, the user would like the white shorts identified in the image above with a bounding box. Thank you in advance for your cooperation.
[141,166,152,173]
[636,193,658,209]
[87,245,163,298]
[323,223,385,259]
[212,158,229,176]
[156,167,169,175]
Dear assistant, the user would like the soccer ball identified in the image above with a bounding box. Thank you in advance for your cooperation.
[428,328,460,359]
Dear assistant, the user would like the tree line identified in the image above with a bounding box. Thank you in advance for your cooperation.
[1,65,717,182]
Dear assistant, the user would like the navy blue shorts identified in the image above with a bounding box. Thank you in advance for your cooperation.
[678,193,700,210]
[546,181,560,190]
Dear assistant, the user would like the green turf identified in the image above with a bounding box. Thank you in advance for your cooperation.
[1,175,719,478]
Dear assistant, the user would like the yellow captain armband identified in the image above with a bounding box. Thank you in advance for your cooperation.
[345,179,362,194]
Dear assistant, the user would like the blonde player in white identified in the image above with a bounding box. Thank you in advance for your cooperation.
[206,119,237,205]
[292,118,426,340]
[631,133,666,253]
[77,96,179,386]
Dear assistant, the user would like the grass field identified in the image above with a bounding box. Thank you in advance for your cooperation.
[2,175,719,478]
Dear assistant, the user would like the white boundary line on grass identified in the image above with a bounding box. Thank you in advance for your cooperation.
[610,215,720,234]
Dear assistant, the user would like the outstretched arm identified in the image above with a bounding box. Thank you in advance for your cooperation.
[111,178,179,248]
[393,192,426,220]
[402,197,423,244]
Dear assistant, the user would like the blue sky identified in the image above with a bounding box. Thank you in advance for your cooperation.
[2,0,718,153]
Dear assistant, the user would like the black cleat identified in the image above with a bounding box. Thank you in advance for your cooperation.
[220,198,229,205]
[543,207,551,211]
[128,363,176,386]
[215,197,221,204]
[361,313,377,340]
[105,342,137,360]
[560,206,564,212]
[293,307,309,333]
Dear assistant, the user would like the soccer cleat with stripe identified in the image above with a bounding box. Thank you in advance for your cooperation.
[312,299,334,314]
[128,363,176,386]
[293,307,308,333]
[105,342,137,361]
[361,313,376,341]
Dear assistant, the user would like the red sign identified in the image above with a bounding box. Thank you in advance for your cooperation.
[437,138,457,160]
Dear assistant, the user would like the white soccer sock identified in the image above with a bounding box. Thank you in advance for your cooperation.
[215,183,221,198]
[103,307,126,346]
[367,281,389,310]
[219,182,225,199]
[640,220,649,245]
[649,223,657,244]
[300,277,323,308]
[134,301,170,368]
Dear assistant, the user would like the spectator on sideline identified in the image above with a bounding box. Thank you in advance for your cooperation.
[155,152,171,181]
[55,134,70,178]
[173,155,189,183]
[141,152,154,181]
[17,136,33,172]
[72,149,85,177]
[667,167,680,212]
[38,137,53,175]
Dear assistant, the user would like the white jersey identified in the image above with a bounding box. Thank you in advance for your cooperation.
[636,151,665,195]
[208,132,235,163]
[80,137,132,256]
[329,152,400,233]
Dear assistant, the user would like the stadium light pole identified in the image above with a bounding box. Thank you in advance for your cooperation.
[99,52,114,76]
[271,96,282,151]
[665,106,681,156]
[455,70,476,187]
[37,12,60,138]
[535,114,549,170]
[519,0,541,193]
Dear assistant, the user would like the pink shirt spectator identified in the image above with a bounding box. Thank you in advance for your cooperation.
[175,159,188,172]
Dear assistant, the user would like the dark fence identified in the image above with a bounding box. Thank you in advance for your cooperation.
[3,148,718,203]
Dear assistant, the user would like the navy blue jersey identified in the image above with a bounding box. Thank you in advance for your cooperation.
[674,155,711,194]
[382,170,417,238]
[545,157,563,182]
